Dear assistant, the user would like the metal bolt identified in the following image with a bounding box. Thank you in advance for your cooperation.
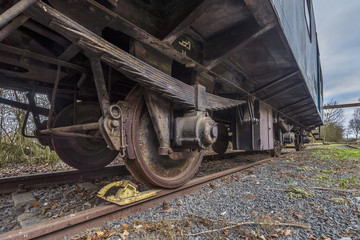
[111,120,119,128]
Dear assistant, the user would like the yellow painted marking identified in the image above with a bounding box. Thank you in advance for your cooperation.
[178,40,191,50]
[97,180,161,206]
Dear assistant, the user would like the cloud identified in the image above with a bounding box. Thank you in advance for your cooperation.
[313,0,360,127]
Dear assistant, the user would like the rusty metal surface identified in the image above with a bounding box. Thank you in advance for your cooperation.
[126,86,205,188]
[0,157,273,240]
[323,103,360,109]
[40,122,99,134]
[89,58,110,116]
[174,112,218,150]
[143,89,172,153]
[0,165,128,194]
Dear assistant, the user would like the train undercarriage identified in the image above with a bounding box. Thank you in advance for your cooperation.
[0,0,323,188]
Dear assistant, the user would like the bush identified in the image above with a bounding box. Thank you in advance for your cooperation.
[321,123,344,142]
[0,136,59,168]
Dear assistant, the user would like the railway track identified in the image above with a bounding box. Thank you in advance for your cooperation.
[346,144,359,149]
[0,150,256,195]
[0,165,129,194]
[0,152,281,240]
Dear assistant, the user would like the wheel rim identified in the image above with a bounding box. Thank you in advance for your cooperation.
[125,87,204,188]
[51,102,118,170]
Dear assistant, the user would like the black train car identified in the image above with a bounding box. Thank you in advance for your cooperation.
[0,0,323,188]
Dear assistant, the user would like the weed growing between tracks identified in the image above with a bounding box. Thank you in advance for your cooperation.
[307,147,360,189]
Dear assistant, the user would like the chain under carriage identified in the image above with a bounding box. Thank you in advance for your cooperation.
[0,0,323,188]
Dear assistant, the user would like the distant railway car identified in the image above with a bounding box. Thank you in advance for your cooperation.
[0,0,323,188]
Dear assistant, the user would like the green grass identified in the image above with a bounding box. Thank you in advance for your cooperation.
[286,187,313,198]
[339,176,359,189]
[315,173,359,189]
[296,166,312,171]
[307,147,360,189]
[310,147,360,162]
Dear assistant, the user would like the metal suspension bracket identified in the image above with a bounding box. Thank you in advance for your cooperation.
[97,180,161,206]
[142,89,172,156]
[143,90,197,160]
[246,97,259,124]
[99,101,128,156]
[22,91,41,138]
[21,90,52,146]
[143,88,218,159]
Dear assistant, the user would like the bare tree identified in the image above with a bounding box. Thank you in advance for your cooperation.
[348,109,360,140]
[322,99,344,142]
[323,99,344,125]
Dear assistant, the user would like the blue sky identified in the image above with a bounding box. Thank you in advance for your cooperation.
[313,0,360,127]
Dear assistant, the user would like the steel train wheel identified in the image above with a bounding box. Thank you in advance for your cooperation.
[212,123,229,155]
[295,142,305,151]
[125,87,204,188]
[51,102,118,170]
[270,140,281,157]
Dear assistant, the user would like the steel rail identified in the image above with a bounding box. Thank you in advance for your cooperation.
[0,151,255,194]
[0,155,280,240]
[0,151,257,195]
[346,144,359,149]
[0,165,129,194]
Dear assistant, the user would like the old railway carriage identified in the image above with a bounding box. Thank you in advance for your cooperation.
[0,0,323,188]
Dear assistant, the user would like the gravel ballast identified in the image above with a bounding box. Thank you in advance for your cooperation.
[76,146,360,240]
[1,146,359,239]
[0,152,268,235]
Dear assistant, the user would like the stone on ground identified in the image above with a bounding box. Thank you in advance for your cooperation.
[12,192,36,207]
[77,182,98,191]
[17,212,46,228]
